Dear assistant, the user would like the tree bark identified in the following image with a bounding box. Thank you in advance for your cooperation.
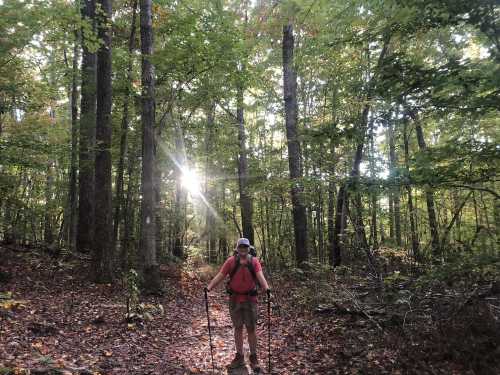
[403,119,419,259]
[114,0,138,260]
[93,0,113,282]
[205,103,217,263]
[172,114,187,258]
[44,159,54,245]
[332,34,390,267]
[387,114,402,246]
[77,0,96,254]
[237,75,254,245]
[282,22,308,266]
[368,116,378,248]
[139,0,161,292]
[413,116,440,257]
[68,30,79,253]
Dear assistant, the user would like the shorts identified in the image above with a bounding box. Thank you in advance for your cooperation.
[229,299,258,329]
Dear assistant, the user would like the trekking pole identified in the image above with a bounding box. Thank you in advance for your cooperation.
[267,288,271,374]
[203,288,215,373]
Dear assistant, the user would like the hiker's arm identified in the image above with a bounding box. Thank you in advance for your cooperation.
[255,271,269,291]
[207,272,226,291]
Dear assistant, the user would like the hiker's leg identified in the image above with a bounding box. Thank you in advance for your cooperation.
[247,326,257,355]
[245,302,258,355]
[234,326,244,354]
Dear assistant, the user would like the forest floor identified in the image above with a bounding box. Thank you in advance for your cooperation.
[1,245,499,374]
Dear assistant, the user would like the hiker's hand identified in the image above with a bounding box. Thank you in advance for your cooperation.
[204,286,210,293]
[266,288,271,297]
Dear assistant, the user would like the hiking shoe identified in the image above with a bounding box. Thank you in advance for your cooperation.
[227,353,245,369]
[249,354,261,372]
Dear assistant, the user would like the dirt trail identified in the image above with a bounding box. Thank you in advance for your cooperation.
[0,248,285,374]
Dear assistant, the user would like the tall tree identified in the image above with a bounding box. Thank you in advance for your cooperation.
[387,113,402,246]
[412,112,440,257]
[114,0,138,261]
[205,103,217,263]
[67,30,80,253]
[237,72,254,245]
[282,22,308,266]
[77,0,97,254]
[94,0,113,282]
[172,114,187,259]
[403,116,420,259]
[139,0,161,292]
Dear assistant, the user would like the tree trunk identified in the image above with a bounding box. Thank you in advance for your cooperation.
[68,31,79,253]
[77,0,96,254]
[93,0,114,282]
[139,0,161,292]
[387,115,402,246]
[368,116,378,248]
[44,159,54,245]
[172,115,187,258]
[114,0,138,259]
[282,22,308,266]
[403,119,419,259]
[237,75,254,245]
[121,131,140,272]
[332,34,390,267]
[205,103,217,263]
[414,117,440,257]
[331,184,346,266]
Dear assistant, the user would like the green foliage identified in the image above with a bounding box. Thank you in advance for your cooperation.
[418,250,500,287]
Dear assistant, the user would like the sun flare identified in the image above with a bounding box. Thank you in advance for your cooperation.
[181,168,202,196]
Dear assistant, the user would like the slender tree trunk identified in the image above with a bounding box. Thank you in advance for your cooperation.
[331,184,345,266]
[77,0,96,254]
[121,132,139,272]
[44,159,54,245]
[333,34,390,267]
[282,22,308,266]
[172,115,187,258]
[205,103,217,263]
[413,117,440,257]
[388,193,394,241]
[387,115,402,246]
[93,0,114,282]
[368,116,378,248]
[237,75,254,244]
[327,178,336,265]
[494,198,500,249]
[403,119,419,259]
[114,0,138,260]
[68,31,80,253]
[139,0,161,292]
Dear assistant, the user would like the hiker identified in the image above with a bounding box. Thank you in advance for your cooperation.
[205,237,270,371]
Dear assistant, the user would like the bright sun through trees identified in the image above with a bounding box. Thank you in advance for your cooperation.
[180,168,202,196]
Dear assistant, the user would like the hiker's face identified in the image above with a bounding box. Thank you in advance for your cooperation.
[237,245,249,256]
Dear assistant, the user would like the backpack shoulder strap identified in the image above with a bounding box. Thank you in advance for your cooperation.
[229,254,240,280]
[246,254,257,281]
